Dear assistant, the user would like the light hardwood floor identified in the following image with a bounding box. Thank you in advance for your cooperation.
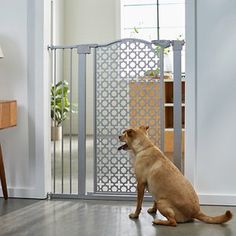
[0,198,235,236]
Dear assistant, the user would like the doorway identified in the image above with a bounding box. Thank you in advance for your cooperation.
[49,0,185,199]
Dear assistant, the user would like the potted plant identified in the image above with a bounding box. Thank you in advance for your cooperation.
[51,80,71,141]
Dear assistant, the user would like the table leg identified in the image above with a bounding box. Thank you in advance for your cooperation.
[0,144,8,200]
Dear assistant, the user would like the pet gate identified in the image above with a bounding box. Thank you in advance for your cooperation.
[49,38,184,199]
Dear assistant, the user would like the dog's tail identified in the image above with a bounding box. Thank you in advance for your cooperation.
[194,210,232,224]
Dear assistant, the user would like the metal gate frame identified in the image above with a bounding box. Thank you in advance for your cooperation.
[48,39,184,200]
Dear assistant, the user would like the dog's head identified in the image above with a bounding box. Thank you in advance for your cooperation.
[118,126,149,151]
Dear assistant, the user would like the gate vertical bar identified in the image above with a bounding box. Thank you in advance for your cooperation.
[77,45,92,196]
[152,40,171,152]
[172,40,184,171]
[77,50,86,196]
[93,47,98,193]
[159,47,165,151]
[61,49,64,193]
[69,48,73,194]
[53,49,57,193]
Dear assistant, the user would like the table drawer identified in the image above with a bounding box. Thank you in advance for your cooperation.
[0,100,17,129]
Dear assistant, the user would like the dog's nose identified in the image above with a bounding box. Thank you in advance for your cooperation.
[119,136,121,139]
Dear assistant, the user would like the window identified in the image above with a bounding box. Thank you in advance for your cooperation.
[121,0,185,41]
[120,0,185,72]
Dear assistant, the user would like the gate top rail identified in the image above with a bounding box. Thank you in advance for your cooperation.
[48,44,98,50]
[47,38,184,51]
[95,38,158,48]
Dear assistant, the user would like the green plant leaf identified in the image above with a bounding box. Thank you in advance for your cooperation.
[51,80,74,125]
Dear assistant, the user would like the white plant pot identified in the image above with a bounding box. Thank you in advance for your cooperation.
[164,54,173,73]
[51,126,62,141]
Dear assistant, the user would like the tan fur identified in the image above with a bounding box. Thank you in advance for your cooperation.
[119,126,233,226]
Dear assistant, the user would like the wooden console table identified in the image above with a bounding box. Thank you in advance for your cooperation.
[0,100,17,199]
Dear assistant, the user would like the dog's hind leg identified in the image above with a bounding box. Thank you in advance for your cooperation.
[147,201,157,214]
[152,200,177,227]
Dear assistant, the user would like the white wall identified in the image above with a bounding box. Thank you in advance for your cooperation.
[0,0,50,198]
[63,0,120,134]
[53,0,64,46]
[53,0,65,83]
[64,0,119,44]
[186,0,236,205]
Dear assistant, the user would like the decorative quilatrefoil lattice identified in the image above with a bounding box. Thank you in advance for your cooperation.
[95,39,161,194]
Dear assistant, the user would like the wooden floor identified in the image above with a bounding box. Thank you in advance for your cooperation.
[0,198,235,236]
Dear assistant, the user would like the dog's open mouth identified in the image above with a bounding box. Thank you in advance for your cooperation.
[118,143,129,151]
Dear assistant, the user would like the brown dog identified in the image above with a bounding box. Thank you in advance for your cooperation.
[118,126,233,226]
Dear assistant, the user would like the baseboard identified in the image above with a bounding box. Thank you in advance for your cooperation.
[1,187,236,205]
[0,187,47,199]
[199,193,236,206]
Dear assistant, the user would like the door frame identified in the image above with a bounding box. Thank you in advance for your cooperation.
[185,0,197,186]
[185,0,236,206]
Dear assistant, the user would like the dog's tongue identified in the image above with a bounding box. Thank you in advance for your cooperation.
[118,143,129,151]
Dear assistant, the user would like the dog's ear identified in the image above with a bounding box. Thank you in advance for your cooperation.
[140,125,149,131]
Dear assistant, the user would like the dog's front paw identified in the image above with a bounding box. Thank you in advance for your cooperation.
[129,212,139,219]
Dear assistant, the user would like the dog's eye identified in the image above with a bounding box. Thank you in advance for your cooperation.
[126,129,135,136]
[122,129,130,134]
